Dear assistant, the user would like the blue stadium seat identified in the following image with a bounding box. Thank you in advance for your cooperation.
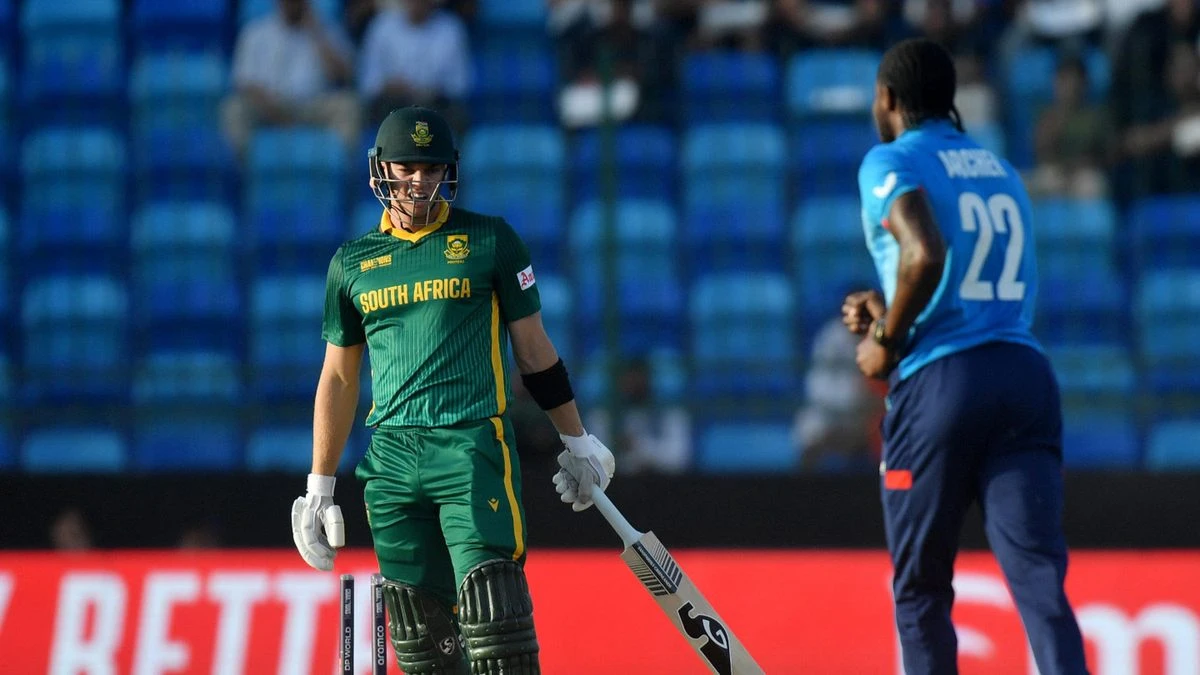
[248,127,348,178]
[1145,420,1200,470]
[239,0,339,24]
[132,0,229,50]
[682,52,781,123]
[22,428,127,472]
[470,44,558,124]
[132,127,238,203]
[0,208,9,321]
[22,0,119,28]
[476,0,545,29]
[791,196,878,327]
[532,272,574,363]
[247,425,362,472]
[133,351,242,404]
[133,417,241,471]
[461,125,565,173]
[1004,47,1109,169]
[682,123,786,175]
[1046,344,1136,401]
[571,125,677,202]
[682,180,787,273]
[22,276,128,402]
[786,50,880,119]
[575,347,688,408]
[789,119,878,197]
[22,127,126,211]
[1036,268,1128,347]
[1129,196,1200,269]
[246,195,345,267]
[1062,414,1140,469]
[697,421,796,473]
[569,200,683,354]
[249,275,326,400]
[690,273,798,399]
[351,200,382,239]
[21,1,124,122]
[130,52,227,130]
[132,202,241,350]
[18,205,124,274]
[1136,270,1200,394]
[1032,197,1117,276]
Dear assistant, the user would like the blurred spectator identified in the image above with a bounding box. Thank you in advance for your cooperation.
[344,0,379,47]
[903,0,980,53]
[585,357,692,474]
[1113,0,1200,133]
[553,0,678,127]
[1023,0,1105,46]
[221,0,359,156]
[792,317,885,473]
[771,0,889,53]
[1120,41,1200,195]
[1030,55,1111,197]
[692,0,770,51]
[359,0,472,130]
[954,52,999,127]
[50,507,94,551]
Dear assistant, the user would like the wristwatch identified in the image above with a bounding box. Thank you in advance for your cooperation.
[872,318,900,352]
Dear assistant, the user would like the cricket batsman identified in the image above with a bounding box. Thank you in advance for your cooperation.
[845,39,1089,674]
[289,106,616,674]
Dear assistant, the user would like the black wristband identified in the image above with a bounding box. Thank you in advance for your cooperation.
[521,358,575,410]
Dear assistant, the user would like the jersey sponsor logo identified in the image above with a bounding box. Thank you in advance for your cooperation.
[359,254,393,272]
[444,234,469,263]
[517,265,536,291]
[872,171,898,199]
[357,278,472,314]
[411,121,433,148]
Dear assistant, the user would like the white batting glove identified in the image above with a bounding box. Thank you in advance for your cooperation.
[552,433,616,512]
[290,473,345,571]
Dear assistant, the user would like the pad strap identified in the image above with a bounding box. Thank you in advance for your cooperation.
[458,560,540,674]
[381,581,469,674]
[521,359,574,411]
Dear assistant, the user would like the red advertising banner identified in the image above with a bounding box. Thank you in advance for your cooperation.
[0,550,1197,674]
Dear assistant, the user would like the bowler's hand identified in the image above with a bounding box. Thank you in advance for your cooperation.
[856,335,896,380]
[842,290,886,335]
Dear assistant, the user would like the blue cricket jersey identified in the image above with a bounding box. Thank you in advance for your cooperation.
[858,120,1042,380]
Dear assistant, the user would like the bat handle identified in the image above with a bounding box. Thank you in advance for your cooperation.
[589,491,643,548]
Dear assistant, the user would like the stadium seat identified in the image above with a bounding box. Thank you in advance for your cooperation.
[18,205,124,274]
[131,202,241,350]
[682,123,786,175]
[461,125,565,173]
[22,127,126,213]
[132,351,242,404]
[1136,270,1200,394]
[132,0,229,50]
[245,195,345,269]
[682,180,787,273]
[133,417,241,471]
[1046,344,1136,402]
[1032,197,1117,276]
[789,119,878,197]
[21,1,124,122]
[574,347,688,408]
[1036,268,1128,347]
[470,44,558,124]
[460,174,566,272]
[1004,47,1110,169]
[1062,414,1140,469]
[351,199,383,239]
[697,421,797,473]
[682,51,781,123]
[1144,420,1200,470]
[249,275,326,401]
[22,275,128,402]
[790,196,878,328]
[130,52,227,131]
[1129,196,1200,269]
[570,125,677,202]
[785,50,880,119]
[534,273,574,363]
[568,200,684,354]
[690,272,798,400]
[248,126,347,178]
[132,126,238,203]
[476,0,545,30]
[22,428,127,472]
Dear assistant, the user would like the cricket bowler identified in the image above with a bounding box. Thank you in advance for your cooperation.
[844,39,1090,674]
[289,106,616,674]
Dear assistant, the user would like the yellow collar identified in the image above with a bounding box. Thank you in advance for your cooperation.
[379,201,451,242]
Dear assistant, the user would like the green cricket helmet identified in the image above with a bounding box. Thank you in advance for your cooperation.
[368,106,460,208]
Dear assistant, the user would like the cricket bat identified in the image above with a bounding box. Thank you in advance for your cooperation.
[590,491,765,675]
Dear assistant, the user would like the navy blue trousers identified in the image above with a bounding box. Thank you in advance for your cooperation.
[881,342,1088,675]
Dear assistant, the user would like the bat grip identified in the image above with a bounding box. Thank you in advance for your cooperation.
[589,491,643,548]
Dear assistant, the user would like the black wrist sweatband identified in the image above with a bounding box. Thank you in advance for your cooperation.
[522,358,575,410]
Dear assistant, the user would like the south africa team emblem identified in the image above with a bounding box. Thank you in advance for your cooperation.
[411,121,433,147]
[445,234,469,263]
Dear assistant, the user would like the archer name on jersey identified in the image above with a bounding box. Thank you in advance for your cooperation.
[858,120,1041,381]
[322,203,542,428]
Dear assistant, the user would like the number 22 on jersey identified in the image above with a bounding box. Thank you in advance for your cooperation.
[958,191,1026,302]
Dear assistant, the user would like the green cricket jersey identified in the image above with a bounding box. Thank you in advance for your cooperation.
[322,202,542,428]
